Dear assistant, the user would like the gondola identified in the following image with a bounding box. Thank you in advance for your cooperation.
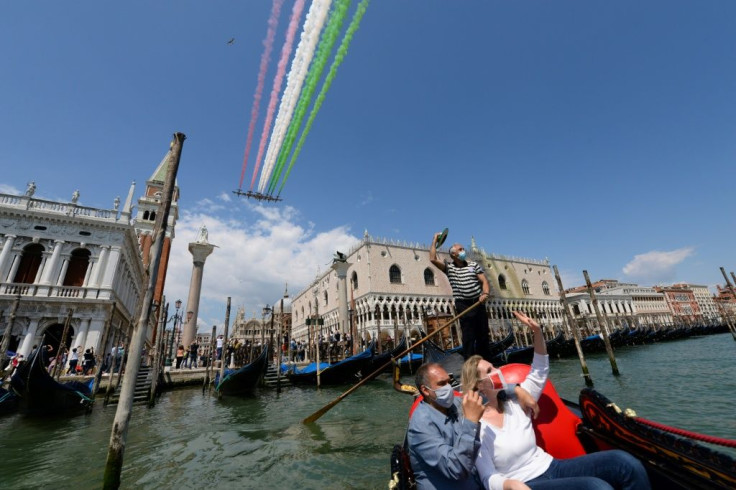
[366,338,406,374]
[423,339,464,385]
[489,345,535,366]
[389,363,736,490]
[0,386,18,415]
[286,347,373,385]
[9,345,93,415]
[487,327,515,358]
[214,343,269,396]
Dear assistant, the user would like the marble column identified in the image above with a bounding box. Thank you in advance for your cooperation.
[0,235,16,280]
[181,238,215,348]
[331,259,350,335]
[101,246,121,289]
[40,240,64,285]
[92,246,109,287]
[18,318,41,357]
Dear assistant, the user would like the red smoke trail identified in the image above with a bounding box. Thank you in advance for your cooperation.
[249,0,307,191]
[238,0,285,190]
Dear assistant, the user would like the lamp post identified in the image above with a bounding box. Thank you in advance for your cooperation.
[165,299,183,367]
[261,305,271,353]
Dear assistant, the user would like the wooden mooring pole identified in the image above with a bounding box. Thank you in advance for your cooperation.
[148,302,168,407]
[583,270,620,376]
[553,266,593,386]
[103,132,184,489]
[276,297,284,393]
[217,297,231,399]
[53,309,74,380]
[203,325,216,394]
[718,267,736,341]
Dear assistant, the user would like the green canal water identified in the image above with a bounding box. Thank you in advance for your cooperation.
[0,333,734,489]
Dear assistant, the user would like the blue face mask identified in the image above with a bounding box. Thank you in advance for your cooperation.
[429,384,455,408]
[457,250,467,261]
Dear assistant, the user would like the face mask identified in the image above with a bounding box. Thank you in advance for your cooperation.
[428,384,455,408]
[457,250,467,261]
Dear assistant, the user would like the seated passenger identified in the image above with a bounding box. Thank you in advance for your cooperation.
[462,311,651,490]
[408,362,538,489]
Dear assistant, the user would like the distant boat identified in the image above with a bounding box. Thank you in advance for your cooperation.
[10,344,93,415]
[215,344,269,396]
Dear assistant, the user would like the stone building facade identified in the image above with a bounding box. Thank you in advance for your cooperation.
[0,152,178,363]
[289,233,562,348]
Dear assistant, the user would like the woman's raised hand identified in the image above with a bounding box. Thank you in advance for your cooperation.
[512,311,540,329]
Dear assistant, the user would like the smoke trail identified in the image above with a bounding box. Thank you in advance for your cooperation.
[238,0,285,190]
[277,0,370,195]
[266,0,351,194]
[249,0,307,191]
[257,0,333,193]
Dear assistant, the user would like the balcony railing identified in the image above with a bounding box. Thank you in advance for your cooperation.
[1,282,113,301]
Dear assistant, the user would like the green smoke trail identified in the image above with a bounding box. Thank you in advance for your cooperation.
[277,0,370,195]
[267,0,352,194]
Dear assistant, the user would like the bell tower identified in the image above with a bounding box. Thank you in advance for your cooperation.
[134,150,180,306]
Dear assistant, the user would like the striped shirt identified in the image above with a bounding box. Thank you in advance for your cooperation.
[445,260,484,300]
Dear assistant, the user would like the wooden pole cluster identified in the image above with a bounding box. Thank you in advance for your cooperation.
[93,303,116,397]
[583,270,620,376]
[217,297,231,399]
[103,132,184,489]
[52,309,74,380]
[553,266,593,386]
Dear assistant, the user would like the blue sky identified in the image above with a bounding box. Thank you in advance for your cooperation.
[1,1,735,331]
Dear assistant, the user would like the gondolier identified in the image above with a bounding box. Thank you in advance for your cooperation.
[430,232,492,361]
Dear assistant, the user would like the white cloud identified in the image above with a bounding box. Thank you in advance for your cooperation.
[218,192,231,202]
[0,184,21,195]
[622,247,695,283]
[163,200,359,333]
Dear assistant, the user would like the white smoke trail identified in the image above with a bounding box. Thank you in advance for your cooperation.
[258,0,333,193]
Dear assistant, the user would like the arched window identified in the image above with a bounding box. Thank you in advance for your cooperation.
[13,243,45,284]
[143,210,150,220]
[423,268,435,286]
[542,281,550,295]
[522,280,530,295]
[498,274,507,290]
[149,211,156,221]
[323,291,328,306]
[63,248,91,287]
[389,265,402,284]
[351,271,358,290]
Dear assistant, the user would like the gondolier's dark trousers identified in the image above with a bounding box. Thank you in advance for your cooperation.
[456,297,492,361]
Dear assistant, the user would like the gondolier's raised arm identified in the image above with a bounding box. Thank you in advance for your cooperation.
[429,232,446,272]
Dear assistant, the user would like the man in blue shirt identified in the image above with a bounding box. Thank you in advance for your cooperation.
[408,363,539,489]
[408,363,485,489]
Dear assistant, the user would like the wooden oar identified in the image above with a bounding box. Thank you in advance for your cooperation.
[302,300,482,424]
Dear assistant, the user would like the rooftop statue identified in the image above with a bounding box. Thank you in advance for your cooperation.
[25,181,36,197]
[71,190,80,204]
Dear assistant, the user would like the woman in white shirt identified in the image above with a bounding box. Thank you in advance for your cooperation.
[461,311,650,490]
